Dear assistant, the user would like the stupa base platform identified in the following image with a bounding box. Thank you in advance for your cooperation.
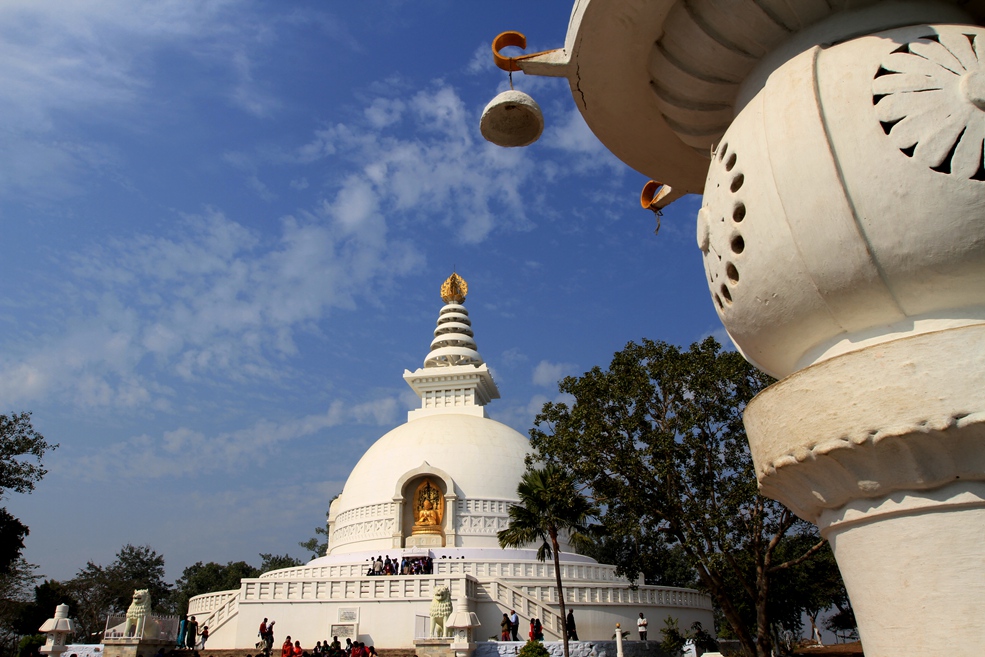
[406,535,445,548]
[103,638,175,657]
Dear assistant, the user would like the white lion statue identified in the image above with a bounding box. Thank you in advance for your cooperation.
[429,586,453,638]
[124,589,153,638]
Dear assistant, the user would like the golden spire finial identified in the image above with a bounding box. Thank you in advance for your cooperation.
[440,272,468,304]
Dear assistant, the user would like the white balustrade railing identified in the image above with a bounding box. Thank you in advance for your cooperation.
[186,589,240,636]
[481,579,564,639]
[237,575,479,603]
[259,559,623,582]
[188,565,713,638]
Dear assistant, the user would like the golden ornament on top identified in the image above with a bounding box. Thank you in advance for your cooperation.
[440,273,468,304]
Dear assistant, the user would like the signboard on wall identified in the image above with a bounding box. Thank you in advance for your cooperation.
[330,624,358,640]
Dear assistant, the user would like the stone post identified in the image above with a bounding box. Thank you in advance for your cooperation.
[39,604,75,657]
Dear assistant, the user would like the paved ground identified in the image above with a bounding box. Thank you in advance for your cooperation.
[793,642,864,656]
[195,651,416,657]
[194,642,863,657]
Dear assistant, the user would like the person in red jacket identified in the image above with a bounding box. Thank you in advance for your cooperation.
[282,637,293,657]
[293,641,303,657]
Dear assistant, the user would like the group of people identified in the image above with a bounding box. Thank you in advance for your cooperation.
[365,555,433,576]
[499,610,574,642]
[259,619,376,657]
[176,615,209,650]
[281,635,376,657]
[258,619,277,655]
[496,609,652,643]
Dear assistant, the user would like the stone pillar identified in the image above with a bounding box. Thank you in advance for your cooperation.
[745,326,985,656]
[491,2,985,654]
[444,493,459,548]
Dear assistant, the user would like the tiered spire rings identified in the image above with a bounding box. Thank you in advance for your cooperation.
[425,273,484,369]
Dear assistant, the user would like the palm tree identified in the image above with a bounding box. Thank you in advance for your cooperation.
[498,464,594,657]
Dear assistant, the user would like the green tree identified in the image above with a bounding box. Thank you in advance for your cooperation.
[767,536,846,642]
[659,616,688,657]
[529,338,832,657]
[67,544,171,640]
[0,559,41,657]
[825,604,858,643]
[258,553,302,574]
[171,561,259,614]
[15,635,43,657]
[0,413,56,576]
[572,529,696,589]
[13,579,79,639]
[299,503,334,560]
[497,465,593,657]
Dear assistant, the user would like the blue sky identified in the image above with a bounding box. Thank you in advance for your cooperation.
[1,0,725,583]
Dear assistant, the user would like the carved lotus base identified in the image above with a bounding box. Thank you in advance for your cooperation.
[745,324,985,656]
[745,324,985,522]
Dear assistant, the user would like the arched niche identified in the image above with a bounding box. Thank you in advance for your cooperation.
[392,462,458,548]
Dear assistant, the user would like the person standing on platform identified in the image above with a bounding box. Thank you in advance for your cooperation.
[501,614,512,641]
[566,610,578,641]
[177,616,188,650]
[509,610,519,641]
[637,613,648,641]
[185,616,198,650]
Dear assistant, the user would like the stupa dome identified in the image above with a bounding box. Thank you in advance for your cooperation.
[187,272,714,650]
[326,413,531,555]
[323,273,545,556]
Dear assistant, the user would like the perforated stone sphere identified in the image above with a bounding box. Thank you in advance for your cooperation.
[699,23,985,378]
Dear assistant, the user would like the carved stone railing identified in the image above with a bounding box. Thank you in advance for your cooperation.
[433,559,623,582]
[240,575,478,602]
[258,559,623,582]
[479,579,564,639]
[186,590,239,635]
[188,565,712,644]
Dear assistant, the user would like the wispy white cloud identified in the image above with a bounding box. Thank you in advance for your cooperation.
[288,82,539,245]
[700,325,736,351]
[531,360,577,388]
[0,1,333,201]
[0,207,423,410]
[490,391,576,436]
[499,348,529,368]
[540,107,626,175]
[64,395,402,481]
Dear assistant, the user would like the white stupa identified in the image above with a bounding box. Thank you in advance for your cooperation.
[189,274,712,649]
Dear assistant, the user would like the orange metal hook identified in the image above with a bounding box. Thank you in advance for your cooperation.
[492,31,558,72]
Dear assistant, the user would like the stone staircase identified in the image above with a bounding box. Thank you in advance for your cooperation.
[478,579,563,640]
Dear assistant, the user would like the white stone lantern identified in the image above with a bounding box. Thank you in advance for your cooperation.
[486,1,985,655]
[445,597,480,657]
[39,604,76,657]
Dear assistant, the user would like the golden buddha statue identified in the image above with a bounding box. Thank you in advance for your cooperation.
[411,479,444,535]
